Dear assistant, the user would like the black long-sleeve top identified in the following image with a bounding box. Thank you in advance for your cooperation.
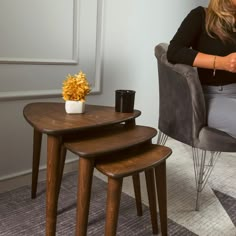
[167,6,236,86]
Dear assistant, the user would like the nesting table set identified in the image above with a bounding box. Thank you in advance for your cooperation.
[23,102,171,236]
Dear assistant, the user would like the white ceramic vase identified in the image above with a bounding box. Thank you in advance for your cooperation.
[65,100,85,114]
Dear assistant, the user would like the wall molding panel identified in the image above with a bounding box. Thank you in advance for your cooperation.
[0,0,104,100]
[0,0,78,64]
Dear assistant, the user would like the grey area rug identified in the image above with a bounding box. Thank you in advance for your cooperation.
[0,171,197,236]
[164,139,236,236]
[0,166,235,236]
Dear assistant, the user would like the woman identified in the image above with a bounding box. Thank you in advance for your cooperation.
[167,0,236,138]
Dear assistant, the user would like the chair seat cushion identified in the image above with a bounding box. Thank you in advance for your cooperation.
[197,127,236,152]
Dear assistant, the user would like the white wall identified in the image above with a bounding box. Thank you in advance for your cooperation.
[0,1,205,181]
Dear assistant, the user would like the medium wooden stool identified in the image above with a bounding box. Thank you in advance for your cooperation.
[95,144,172,236]
[64,124,159,235]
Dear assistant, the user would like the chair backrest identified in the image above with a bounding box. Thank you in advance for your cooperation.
[155,43,236,152]
[155,43,206,146]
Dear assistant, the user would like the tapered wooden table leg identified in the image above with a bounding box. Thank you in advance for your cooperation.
[132,173,143,216]
[31,129,42,199]
[105,178,123,236]
[76,157,95,236]
[56,146,67,198]
[46,135,61,236]
[155,161,167,236]
[145,169,158,234]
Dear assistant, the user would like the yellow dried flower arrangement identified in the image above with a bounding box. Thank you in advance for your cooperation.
[62,71,91,102]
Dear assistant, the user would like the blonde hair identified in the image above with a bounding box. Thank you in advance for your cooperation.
[205,0,236,42]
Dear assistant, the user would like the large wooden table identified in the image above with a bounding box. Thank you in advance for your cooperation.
[23,102,144,235]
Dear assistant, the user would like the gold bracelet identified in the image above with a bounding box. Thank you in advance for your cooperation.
[213,56,216,77]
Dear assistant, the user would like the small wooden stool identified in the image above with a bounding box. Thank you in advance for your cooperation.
[95,144,172,236]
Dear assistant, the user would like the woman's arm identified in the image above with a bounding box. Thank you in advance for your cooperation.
[168,6,236,74]
[193,52,236,73]
[167,7,203,66]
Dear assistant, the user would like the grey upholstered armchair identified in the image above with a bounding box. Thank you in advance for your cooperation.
[155,43,236,210]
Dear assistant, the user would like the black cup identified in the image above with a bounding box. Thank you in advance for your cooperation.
[115,90,136,113]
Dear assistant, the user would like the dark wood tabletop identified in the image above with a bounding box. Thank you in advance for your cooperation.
[23,102,141,134]
[64,125,157,158]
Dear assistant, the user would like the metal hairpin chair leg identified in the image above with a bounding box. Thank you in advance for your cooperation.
[157,131,222,211]
[157,131,168,146]
[192,148,221,211]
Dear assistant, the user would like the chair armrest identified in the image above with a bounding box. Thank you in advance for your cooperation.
[155,43,206,146]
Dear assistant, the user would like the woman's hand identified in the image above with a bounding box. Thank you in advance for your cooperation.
[193,52,236,73]
[221,53,236,73]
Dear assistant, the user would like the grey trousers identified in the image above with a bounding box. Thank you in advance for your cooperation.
[203,84,236,139]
